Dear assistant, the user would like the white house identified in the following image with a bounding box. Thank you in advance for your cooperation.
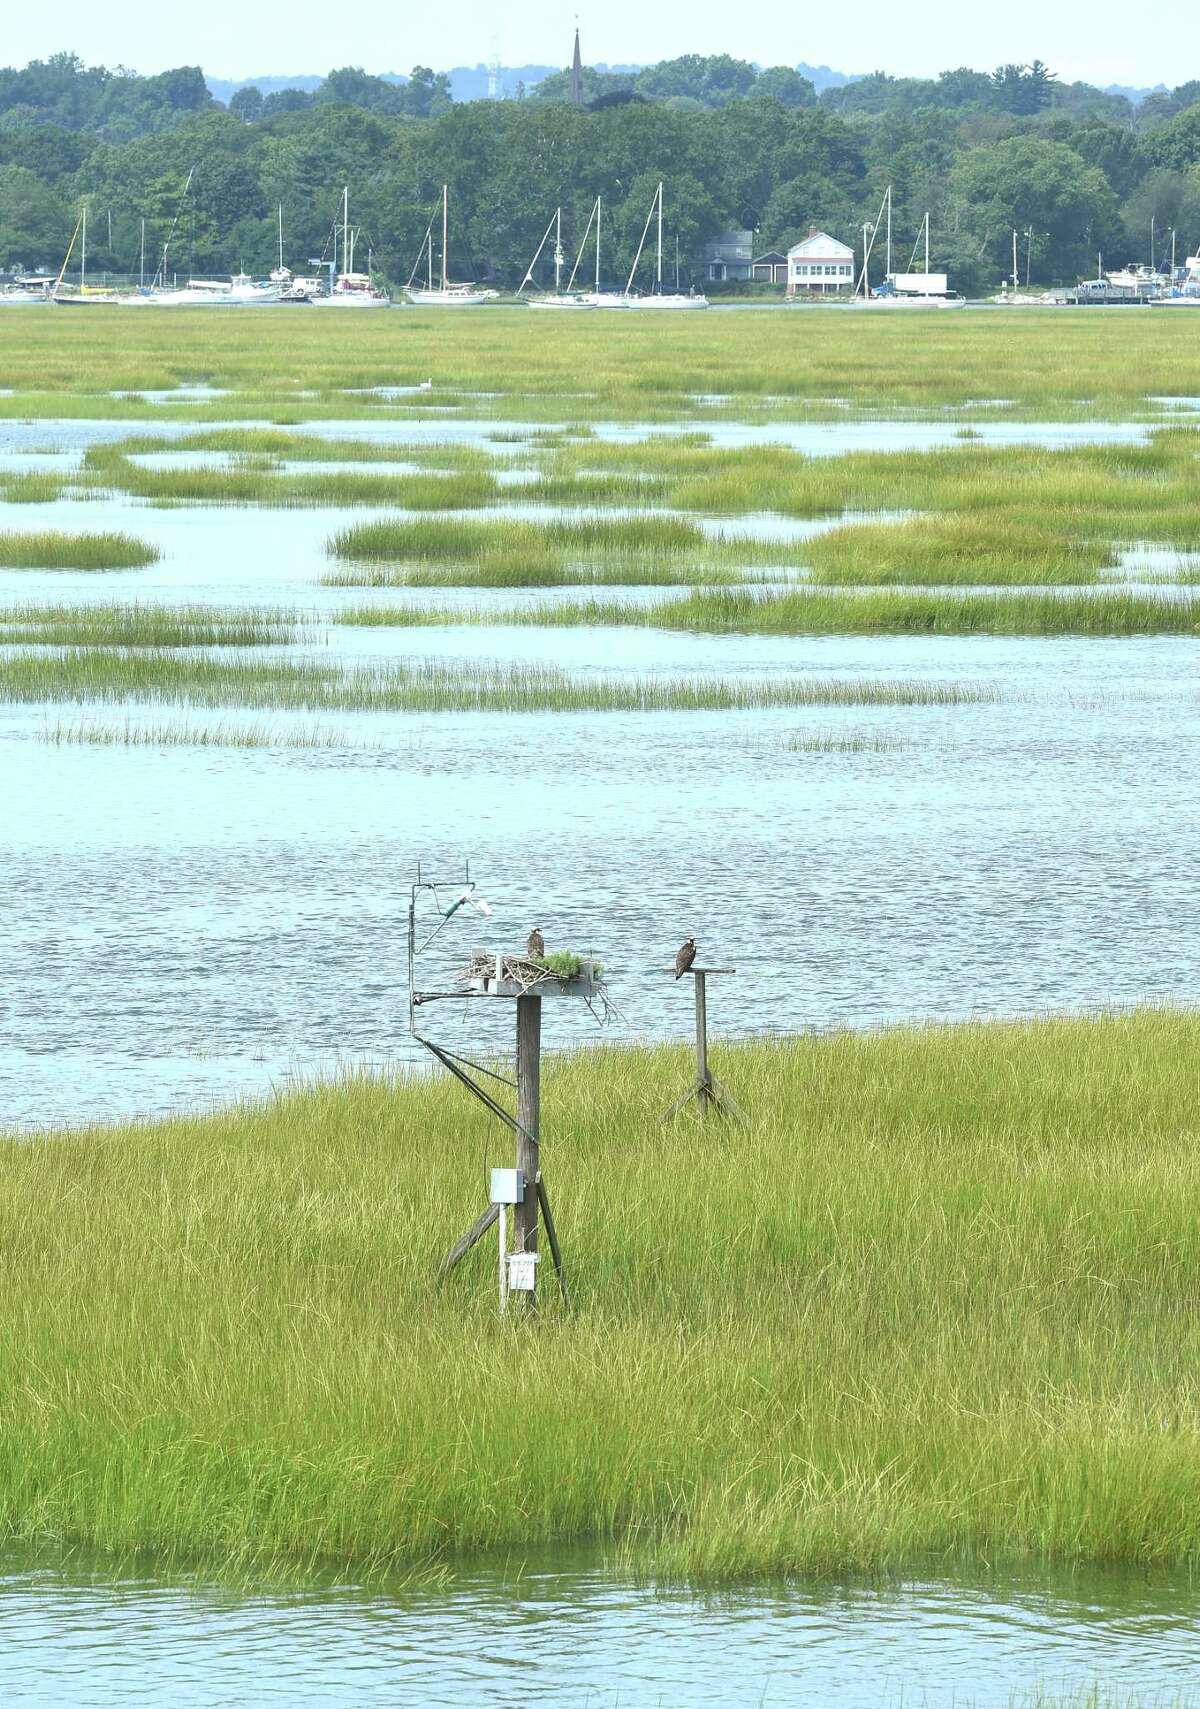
[787,229,855,296]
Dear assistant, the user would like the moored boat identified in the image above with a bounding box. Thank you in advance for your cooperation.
[312,190,390,306]
[405,186,490,306]
[617,183,709,309]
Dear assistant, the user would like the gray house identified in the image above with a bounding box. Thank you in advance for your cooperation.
[701,230,754,283]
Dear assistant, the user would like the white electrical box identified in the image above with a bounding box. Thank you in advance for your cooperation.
[490,1168,525,1206]
[506,1251,540,1293]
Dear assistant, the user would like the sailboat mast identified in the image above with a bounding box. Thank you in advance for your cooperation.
[886,186,892,277]
[1013,228,1019,289]
[278,204,284,272]
[427,227,433,291]
[596,197,601,293]
[442,184,448,292]
[656,181,663,287]
[555,206,562,293]
[81,205,87,290]
[139,218,145,290]
[343,187,349,280]
[924,212,929,276]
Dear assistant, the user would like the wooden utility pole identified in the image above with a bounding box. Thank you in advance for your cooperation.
[515,993,541,1266]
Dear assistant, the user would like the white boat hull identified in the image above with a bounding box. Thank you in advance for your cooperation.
[310,293,391,308]
[525,296,596,310]
[597,293,709,310]
[406,289,489,307]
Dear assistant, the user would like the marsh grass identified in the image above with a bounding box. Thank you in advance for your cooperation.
[8,307,1200,420]
[324,560,747,588]
[82,445,504,510]
[40,717,351,748]
[326,513,780,587]
[427,586,1200,637]
[0,649,993,712]
[3,1011,1200,1581]
[805,517,1109,586]
[0,604,298,648]
[0,530,159,569]
[0,473,67,504]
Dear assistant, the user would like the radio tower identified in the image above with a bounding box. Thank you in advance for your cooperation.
[487,37,501,100]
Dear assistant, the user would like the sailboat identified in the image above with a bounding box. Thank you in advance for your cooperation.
[575,197,625,308]
[406,186,492,306]
[615,182,709,310]
[52,207,120,306]
[519,207,595,309]
[311,188,390,307]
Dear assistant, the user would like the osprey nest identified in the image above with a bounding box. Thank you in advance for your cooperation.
[463,951,604,993]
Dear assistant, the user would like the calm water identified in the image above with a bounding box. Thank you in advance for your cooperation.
[2,1555,1198,1707]
[3,411,1199,1129]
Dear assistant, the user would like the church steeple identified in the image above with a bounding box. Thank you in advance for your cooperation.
[569,26,582,107]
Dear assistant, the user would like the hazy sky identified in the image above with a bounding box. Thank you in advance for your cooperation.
[5,0,1196,88]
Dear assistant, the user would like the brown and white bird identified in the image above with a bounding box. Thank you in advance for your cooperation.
[675,938,697,979]
[527,927,545,959]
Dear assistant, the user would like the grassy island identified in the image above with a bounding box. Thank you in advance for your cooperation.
[2,1009,1199,1585]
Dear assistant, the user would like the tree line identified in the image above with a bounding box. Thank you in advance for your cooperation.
[2,50,1200,292]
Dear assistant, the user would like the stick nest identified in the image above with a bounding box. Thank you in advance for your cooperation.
[464,951,602,991]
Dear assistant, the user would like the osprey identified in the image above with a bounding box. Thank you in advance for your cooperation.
[527,927,545,959]
[675,938,697,979]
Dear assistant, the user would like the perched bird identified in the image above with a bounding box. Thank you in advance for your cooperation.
[527,927,546,959]
[675,938,697,979]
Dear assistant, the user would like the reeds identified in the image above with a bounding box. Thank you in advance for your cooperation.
[439,586,1200,637]
[2,1010,1200,1582]
[40,717,349,748]
[0,530,159,569]
[0,649,989,712]
[0,604,298,648]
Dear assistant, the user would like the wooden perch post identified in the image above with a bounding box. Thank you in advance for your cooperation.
[661,965,747,1123]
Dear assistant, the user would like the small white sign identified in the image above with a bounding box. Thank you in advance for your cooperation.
[506,1251,540,1293]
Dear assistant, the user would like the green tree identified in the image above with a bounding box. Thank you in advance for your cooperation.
[229,87,264,123]
[753,68,816,109]
[949,134,1118,279]
[0,163,68,267]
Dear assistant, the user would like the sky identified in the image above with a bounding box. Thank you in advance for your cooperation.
[4,0,1197,89]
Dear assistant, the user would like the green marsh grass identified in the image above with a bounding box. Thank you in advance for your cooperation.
[418,586,1200,638]
[0,530,159,570]
[40,717,351,748]
[805,517,1109,586]
[326,513,780,586]
[324,560,745,589]
[7,307,1200,420]
[0,473,66,504]
[3,1011,1200,1580]
[0,649,987,713]
[82,445,504,511]
[0,604,298,648]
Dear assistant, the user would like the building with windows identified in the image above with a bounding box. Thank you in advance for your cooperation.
[702,230,754,283]
[787,229,855,295]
